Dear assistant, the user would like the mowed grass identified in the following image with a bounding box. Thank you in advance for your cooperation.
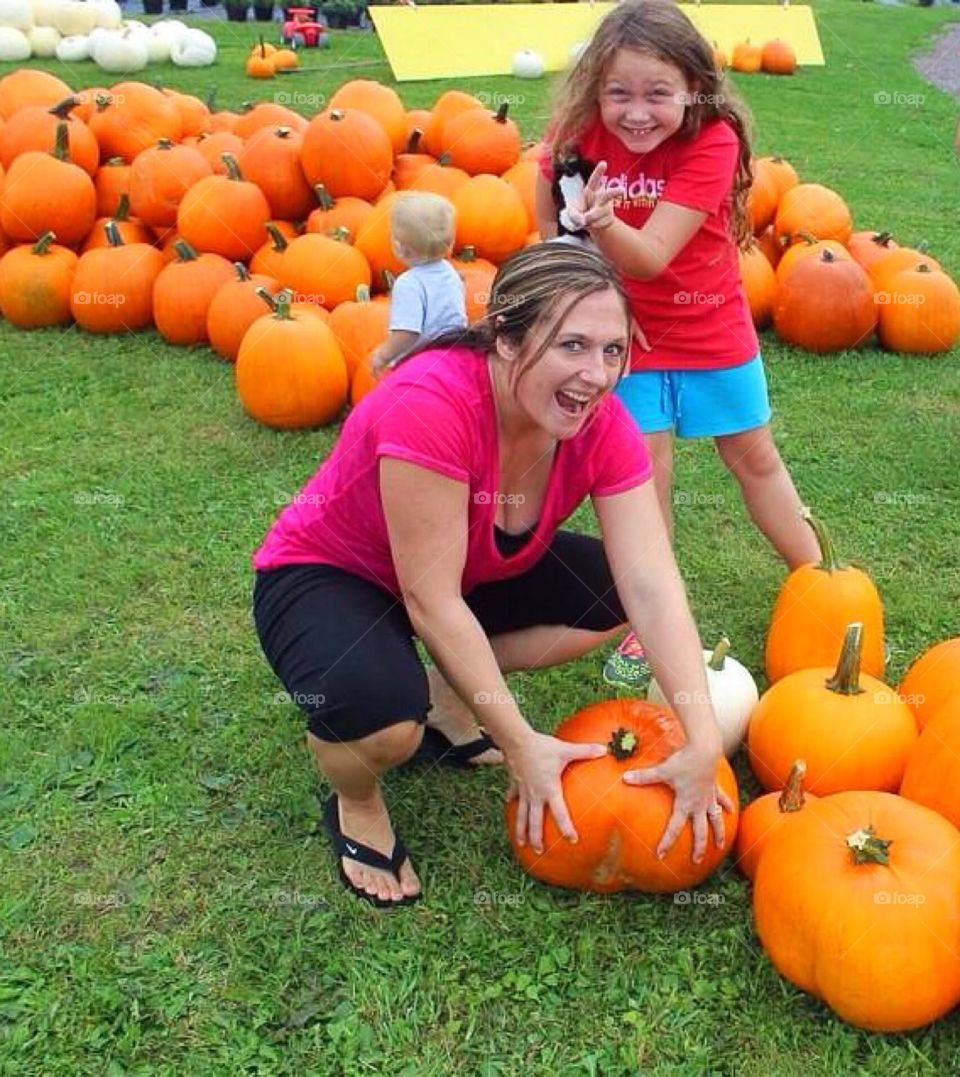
[1,5,960,1073]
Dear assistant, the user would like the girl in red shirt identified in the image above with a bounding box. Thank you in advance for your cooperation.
[536,0,821,682]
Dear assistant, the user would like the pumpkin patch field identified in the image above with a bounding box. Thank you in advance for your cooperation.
[2,3,960,1072]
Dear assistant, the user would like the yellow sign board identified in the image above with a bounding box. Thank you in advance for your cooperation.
[369,4,824,83]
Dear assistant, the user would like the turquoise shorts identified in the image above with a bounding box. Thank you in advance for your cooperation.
[615,355,771,438]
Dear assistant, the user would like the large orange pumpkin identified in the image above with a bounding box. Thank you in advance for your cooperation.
[88,82,183,163]
[0,231,77,328]
[152,239,235,345]
[731,40,763,73]
[505,698,739,893]
[236,291,349,429]
[0,96,99,176]
[869,247,941,294]
[305,185,374,242]
[754,790,960,1032]
[0,69,72,120]
[329,79,407,154]
[128,139,213,230]
[774,233,850,284]
[735,760,815,880]
[238,125,314,222]
[70,222,165,334]
[278,232,372,310]
[765,508,885,683]
[898,637,960,729]
[760,39,797,75]
[452,175,527,265]
[773,248,876,352]
[206,263,280,362]
[422,90,484,157]
[876,264,960,354]
[750,623,917,795]
[176,153,271,261]
[451,245,496,322]
[500,159,538,233]
[847,230,899,276]
[300,108,393,202]
[774,183,853,246]
[327,283,390,379]
[900,699,960,827]
[439,103,521,177]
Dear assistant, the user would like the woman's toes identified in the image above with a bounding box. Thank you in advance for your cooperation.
[399,860,421,898]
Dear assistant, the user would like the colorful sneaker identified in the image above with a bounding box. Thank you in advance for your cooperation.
[602,631,650,688]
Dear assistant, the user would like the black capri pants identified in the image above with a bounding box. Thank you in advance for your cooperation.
[253,530,627,742]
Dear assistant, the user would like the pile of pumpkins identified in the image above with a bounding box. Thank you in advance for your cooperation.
[739,154,960,354]
[508,505,960,1035]
[0,68,542,429]
[0,1,215,69]
[717,37,798,76]
[245,38,299,80]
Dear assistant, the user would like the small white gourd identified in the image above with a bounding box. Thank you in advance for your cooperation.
[511,48,543,80]
[0,26,32,59]
[170,27,216,67]
[28,23,60,54]
[55,0,97,36]
[55,30,87,60]
[0,0,33,30]
[94,26,148,72]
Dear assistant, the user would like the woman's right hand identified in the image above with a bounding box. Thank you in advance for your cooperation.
[505,731,606,853]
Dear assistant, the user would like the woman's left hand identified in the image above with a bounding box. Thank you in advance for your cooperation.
[622,743,734,862]
[565,160,618,233]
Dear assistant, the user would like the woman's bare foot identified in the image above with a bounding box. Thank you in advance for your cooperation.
[336,791,421,904]
[425,666,504,765]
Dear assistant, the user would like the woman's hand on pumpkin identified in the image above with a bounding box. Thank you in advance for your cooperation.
[505,731,606,853]
[621,743,733,862]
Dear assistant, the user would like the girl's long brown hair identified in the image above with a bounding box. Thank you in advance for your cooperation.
[547,0,754,249]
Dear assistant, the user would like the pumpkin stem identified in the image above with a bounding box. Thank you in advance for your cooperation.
[31,231,57,255]
[173,239,200,262]
[437,151,453,167]
[104,220,124,248]
[607,727,639,761]
[777,760,807,813]
[405,129,423,154]
[330,109,346,122]
[495,102,510,123]
[221,153,243,182]
[915,263,934,276]
[872,231,894,248]
[274,126,292,139]
[255,285,278,311]
[113,192,131,222]
[794,230,818,247]
[825,623,865,697]
[456,245,477,263]
[382,269,397,292]
[51,121,70,163]
[94,92,112,113]
[156,138,175,150]
[800,506,843,572]
[821,249,839,264]
[233,261,251,282]
[707,637,731,671]
[105,156,125,166]
[272,289,293,320]
[265,222,289,252]
[313,184,335,211]
[355,284,372,303]
[48,95,79,119]
[259,34,267,58]
[240,101,256,114]
[846,825,892,866]
[329,225,351,244]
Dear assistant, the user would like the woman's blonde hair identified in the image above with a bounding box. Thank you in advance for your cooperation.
[391,192,457,261]
[547,0,754,249]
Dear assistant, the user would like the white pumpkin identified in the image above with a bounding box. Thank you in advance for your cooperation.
[27,22,59,54]
[93,26,147,72]
[647,637,759,757]
[55,30,87,60]
[511,48,543,80]
[0,0,33,30]
[55,0,97,35]
[30,0,60,28]
[170,27,216,67]
[90,0,121,29]
[0,26,31,60]
[146,24,173,63]
[155,17,188,43]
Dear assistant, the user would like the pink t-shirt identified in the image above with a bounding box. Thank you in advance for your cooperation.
[253,346,653,596]
[540,117,758,372]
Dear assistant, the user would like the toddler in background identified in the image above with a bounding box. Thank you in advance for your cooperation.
[370,193,467,374]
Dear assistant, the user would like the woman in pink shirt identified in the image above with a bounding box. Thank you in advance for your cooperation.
[253,243,731,908]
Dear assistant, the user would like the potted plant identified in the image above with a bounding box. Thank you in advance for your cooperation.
[320,0,356,28]
[168,0,188,10]
[225,0,249,19]
[253,0,276,21]
[142,0,163,12]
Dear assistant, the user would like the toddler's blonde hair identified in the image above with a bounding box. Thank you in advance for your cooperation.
[391,193,457,261]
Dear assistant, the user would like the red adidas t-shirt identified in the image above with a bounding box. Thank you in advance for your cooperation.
[540,117,758,371]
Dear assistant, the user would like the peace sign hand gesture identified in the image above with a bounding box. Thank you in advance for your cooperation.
[564,161,618,234]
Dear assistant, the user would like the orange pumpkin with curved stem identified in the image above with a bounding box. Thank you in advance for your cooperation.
[754,790,960,1032]
[765,509,884,683]
[751,623,916,795]
[206,262,280,362]
[278,231,372,310]
[898,638,960,730]
[81,194,154,252]
[736,760,815,880]
[405,109,432,141]
[305,185,374,242]
[392,130,438,190]
[301,108,393,202]
[440,102,521,177]
[453,175,527,265]
[238,126,314,222]
[71,86,109,125]
[451,245,496,322]
[234,101,306,140]
[177,153,271,261]
[153,239,234,345]
[328,284,390,379]
[129,139,212,230]
[330,79,407,154]
[246,38,275,79]
[0,96,99,176]
[877,263,960,354]
[774,183,852,246]
[738,242,776,328]
[70,221,165,333]
[194,132,246,176]
[236,290,349,430]
[88,82,183,163]
[422,89,484,157]
[250,222,293,279]
[506,698,738,893]
[0,231,77,327]
[0,69,72,120]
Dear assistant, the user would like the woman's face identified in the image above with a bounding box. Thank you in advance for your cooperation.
[497,288,630,440]
[599,47,691,155]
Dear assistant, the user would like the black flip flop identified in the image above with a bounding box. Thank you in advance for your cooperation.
[403,725,498,770]
[321,793,420,909]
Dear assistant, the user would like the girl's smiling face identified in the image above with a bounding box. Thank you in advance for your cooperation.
[599,47,692,154]
[494,288,630,440]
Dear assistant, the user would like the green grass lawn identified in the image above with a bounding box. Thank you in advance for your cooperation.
[2,5,960,1073]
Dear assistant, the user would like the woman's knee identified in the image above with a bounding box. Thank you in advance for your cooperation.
[308,718,424,769]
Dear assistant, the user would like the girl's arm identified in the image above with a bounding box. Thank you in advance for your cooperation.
[591,200,708,282]
[534,171,558,239]
[593,480,730,860]
[380,458,605,849]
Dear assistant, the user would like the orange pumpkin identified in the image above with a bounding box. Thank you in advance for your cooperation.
[736,760,815,880]
[0,69,72,120]
[165,90,210,139]
[774,183,853,246]
[246,39,276,79]
[70,86,110,125]
[750,623,917,795]
[278,232,372,310]
[80,193,154,252]
[354,192,408,291]
[755,225,783,268]
[876,264,960,354]
[506,698,738,893]
[233,102,306,141]
[773,248,876,352]
[0,231,77,327]
[404,109,432,141]
[0,96,99,176]
[765,508,885,683]
[236,290,349,430]
[392,129,437,190]
[869,247,942,293]
[206,262,280,362]
[422,90,484,157]
[300,108,393,202]
[350,361,379,406]
[760,39,797,75]
[900,699,960,827]
[440,102,521,177]
[152,239,235,345]
[748,155,798,234]
[327,283,390,379]
[238,125,314,222]
[408,156,471,201]
[177,153,271,262]
[94,156,132,218]
[250,222,292,279]
[731,40,763,74]
[70,221,165,333]
[329,79,407,154]
[451,245,496,322]
[898,638,960,730]
[847,230,899,276]
[194,131,247,175]
[754,790,960,1032]
[501,159,538,233]
[271,49,299,72]
[452,175,527,265]
[305,185,374,242]
[88,82,183,163]
[774,233,851,284]
[738,243,777,328]
[129,139,213,230]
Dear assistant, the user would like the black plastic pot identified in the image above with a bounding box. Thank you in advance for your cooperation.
[323,10,347,27]
[200,0,219,7]
[142,0,163,12]
[168,0,188,10]
[253,2,275,19]
[225,4,249,18]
